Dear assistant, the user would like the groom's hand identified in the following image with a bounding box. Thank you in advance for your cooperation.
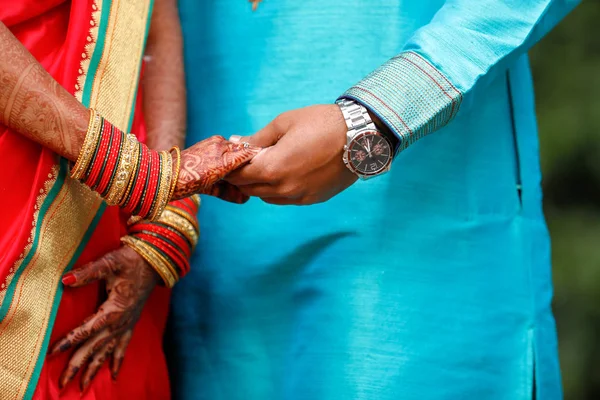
[225,105,357,205]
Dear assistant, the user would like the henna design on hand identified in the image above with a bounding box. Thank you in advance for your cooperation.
[0,23,89,160]
[51,246,160,391]
[173,136,261,202]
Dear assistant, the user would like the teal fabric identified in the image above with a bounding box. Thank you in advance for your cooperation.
[342,0,579,148]
[166,1,574,399]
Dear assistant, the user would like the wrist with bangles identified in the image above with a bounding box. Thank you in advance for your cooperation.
[122,194,201,287]
[71,109,181,221]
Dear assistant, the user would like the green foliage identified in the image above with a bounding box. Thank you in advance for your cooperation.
[531,1,600,397]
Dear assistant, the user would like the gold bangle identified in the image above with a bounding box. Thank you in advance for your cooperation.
[135,238,179,285]
[119,142,142,207]
[136,238,179,283]
[164,204,199,234]
[121,236,178,288]
[71,109,102,180]
[158,209,199,248]
[168,146,181,202]
[106,134,139,205]
[190,194,201,208]
[148,150,172,221]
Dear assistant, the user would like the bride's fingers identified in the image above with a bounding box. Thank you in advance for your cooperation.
[61,251,122,288]
[111,329,133,380]
[201,181,249,204]
[224,142,261,172]
[58,329,112,390]
[80,337,117,392]
[49,305,114,356]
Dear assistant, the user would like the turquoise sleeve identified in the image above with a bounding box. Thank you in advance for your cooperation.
[341,0,580,152]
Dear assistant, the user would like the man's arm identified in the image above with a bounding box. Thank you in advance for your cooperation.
[226,0,580,205]
[0,21,88,160]
[342,0,580,148]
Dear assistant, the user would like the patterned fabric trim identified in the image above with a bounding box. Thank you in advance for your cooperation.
[341,51,463,152]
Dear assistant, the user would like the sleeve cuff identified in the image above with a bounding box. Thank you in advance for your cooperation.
[339,51,463,153]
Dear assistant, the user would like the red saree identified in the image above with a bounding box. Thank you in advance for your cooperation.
[0,0,171,398]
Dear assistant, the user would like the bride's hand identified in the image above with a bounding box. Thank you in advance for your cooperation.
[50,246,159,392]
[173,135,261,202]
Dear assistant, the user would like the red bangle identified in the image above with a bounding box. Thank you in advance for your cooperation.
[172,198,198,216]
[135,232,189,274]
[96,128,123,195]
[131,223,192,259]
[102,127,125,197]
[83,120,110,186]
[123,143,149,212]
[138,149,160,218]
[90,123,115,191]
[131,223,192,258]
[135,231,188,274]
[86,121,109,187]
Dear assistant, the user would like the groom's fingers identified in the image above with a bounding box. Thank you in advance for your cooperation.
[201,181,250,204]
[236,183,279,198]
[229,113,288,147]
[225,147,276,185]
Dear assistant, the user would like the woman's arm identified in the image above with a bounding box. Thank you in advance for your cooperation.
[142,0,186,151]
[0,21,88,160]
[0,19,258,207]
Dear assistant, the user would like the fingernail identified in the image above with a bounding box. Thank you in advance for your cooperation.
[62,273,76,286]
[229,135,241,143]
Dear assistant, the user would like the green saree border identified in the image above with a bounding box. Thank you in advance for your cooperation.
[23,176,106,399]
[126,0,155,130]
[81,0,113,108]
[0,167,65,323]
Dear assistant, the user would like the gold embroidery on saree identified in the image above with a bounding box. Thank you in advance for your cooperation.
[89,0,151,130]
[0,178,101,399]
[0,165,59,304]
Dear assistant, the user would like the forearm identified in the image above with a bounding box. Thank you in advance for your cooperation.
[0,22,89,160]
[142,0,186,151]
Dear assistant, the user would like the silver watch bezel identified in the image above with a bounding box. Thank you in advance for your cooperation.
[337,99,393,180]
[343,130,393,179]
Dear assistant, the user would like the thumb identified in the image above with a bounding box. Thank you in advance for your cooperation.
[61,251,121,287]
[229,114,288,147]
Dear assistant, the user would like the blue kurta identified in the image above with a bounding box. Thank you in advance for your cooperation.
[167,1,577,399]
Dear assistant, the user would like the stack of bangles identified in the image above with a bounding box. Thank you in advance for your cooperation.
[72,109,200,286]
[122,195,200,287]
[71,109,181,221]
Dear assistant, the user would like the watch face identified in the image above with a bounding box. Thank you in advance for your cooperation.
[347,131,392,176]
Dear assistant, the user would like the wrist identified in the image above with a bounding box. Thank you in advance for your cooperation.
[70,109,174,220]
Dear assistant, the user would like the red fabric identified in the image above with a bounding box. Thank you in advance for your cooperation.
[0,1,171,399]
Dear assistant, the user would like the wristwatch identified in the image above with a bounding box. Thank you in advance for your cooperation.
[336,98,398,179]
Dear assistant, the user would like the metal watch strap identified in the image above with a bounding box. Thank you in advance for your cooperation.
[337,99,376,135]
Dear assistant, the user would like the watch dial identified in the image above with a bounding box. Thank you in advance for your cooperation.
[348,132,392,175]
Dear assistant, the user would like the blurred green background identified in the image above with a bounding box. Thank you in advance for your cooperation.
[530,0,600,398]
